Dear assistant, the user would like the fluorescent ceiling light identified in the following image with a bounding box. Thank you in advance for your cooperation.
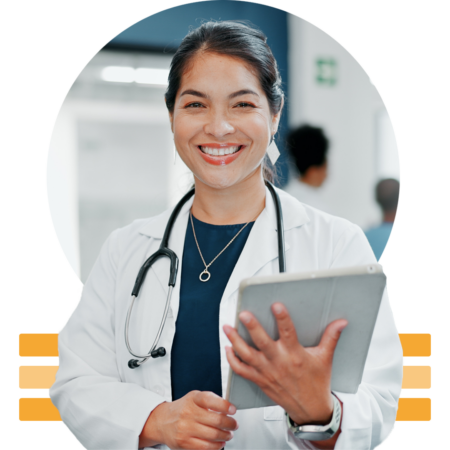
[101,66,169,86]
[101,66,135,83]
[135,68,169,86]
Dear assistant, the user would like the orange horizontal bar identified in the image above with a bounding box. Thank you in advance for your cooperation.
[19,334,58,357]
[19,366,58,389]
[402,366,431,389]
[19,398,61,421]
[396,398,431,421]
[399,334,431,357]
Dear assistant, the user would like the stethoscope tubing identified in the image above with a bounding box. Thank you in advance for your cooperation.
[125,181,284,368]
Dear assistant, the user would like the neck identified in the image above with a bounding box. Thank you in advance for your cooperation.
[383,211,396,223]
[191,169,266,225]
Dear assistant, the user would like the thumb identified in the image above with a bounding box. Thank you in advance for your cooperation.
[318,319,348,359]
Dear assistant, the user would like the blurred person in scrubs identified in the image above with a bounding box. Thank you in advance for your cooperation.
[284,125,333,214]
[365,178,399,260]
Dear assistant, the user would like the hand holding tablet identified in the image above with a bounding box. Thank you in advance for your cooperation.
[225,264,386,410]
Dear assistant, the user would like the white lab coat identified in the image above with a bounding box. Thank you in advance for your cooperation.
[50,187,403,450]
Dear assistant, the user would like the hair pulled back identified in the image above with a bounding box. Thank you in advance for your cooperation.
[165,21,284,182]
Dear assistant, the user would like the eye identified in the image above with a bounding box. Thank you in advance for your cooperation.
[185,102,204,108]
[234,102,255,108]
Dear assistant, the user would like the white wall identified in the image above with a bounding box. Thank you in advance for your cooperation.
[46,50,195,281]
[288,15,399,228]
[47,108,79,276]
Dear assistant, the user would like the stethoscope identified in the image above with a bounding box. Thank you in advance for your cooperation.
[125,181,285,369]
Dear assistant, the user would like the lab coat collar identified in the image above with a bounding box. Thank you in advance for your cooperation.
[137,186,310,239]
[137,187,310,310]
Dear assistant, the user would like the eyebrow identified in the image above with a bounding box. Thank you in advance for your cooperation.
[180,89,208,98]
[228,89,259,99]
[179,89,260,99]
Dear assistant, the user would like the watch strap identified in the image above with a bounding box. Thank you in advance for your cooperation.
[286,393,341,441]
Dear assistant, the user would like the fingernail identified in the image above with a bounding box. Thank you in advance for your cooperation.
[239,312,251,324]
[235,422,239,430]
[223,325,232,335]
[272,303,283,314]
[228,405,236,414]
[338,321,348,332]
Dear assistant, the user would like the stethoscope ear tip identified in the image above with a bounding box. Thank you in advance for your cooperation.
[128,359,140,369]
[151,347,166,358]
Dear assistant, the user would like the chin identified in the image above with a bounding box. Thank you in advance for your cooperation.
[195,170,242,191]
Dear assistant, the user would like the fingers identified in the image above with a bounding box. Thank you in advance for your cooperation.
[192,423,235,443]
[193,391,236,416]
[271,303,301,350]
[185,437,228,450]
[193,391,239,441]
[225,345,263,385]
[318,319,348,359]
[225,312,277,360]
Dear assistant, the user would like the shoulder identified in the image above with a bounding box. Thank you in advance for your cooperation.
[278,187,360,238]
[103,207,173,260]
[278,188,375,266]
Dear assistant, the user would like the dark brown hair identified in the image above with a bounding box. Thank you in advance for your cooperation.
[165,21,284,182]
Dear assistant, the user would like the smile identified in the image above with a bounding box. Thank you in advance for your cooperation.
[199,145,242,156]
[197,144,246,166]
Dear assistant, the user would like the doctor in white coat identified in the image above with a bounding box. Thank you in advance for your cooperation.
[50,21,403,450]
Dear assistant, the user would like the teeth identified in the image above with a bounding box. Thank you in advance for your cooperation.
[200,145,241,156]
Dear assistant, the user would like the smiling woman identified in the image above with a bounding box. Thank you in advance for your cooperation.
[50,21,402,450]
[170,52,281,210]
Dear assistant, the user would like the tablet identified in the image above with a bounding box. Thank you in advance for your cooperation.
[226,264,386,409]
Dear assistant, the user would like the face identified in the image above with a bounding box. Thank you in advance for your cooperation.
[169,52,282,190]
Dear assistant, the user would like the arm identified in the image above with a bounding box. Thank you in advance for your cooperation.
[307,397,343,449]
[225,223,402,450]
[224,305,346,450]
[51,230,239,450]
[138,391,238,449]
[328,225,403,449]
[50,230,166,450]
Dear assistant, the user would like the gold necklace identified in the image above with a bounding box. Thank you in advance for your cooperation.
[190,211,251,282]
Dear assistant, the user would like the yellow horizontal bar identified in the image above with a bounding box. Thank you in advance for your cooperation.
[402,366,431,389]
[19,398,61,421]
[396,398,431,421]
[19,334,58,357]
[399,334,431,357]
[19,366,58,389]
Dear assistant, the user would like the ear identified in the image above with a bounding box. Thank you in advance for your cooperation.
[168,111,174,133]
[165,98,174,133]
[270,97,284,135]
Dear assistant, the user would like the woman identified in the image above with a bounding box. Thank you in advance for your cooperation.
[50,21,403,450]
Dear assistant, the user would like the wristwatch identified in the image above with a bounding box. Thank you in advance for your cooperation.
[286,394,341,441]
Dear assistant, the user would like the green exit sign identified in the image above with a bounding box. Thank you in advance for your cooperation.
[316,58,338,86]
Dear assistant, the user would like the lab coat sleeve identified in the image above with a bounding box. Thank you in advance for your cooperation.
[50,229,166,450]
[287,223,403,450]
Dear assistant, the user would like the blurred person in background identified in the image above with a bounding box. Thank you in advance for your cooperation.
[284,125,331,213]
[365,178,400,260]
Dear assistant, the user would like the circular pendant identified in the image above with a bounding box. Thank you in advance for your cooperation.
[199,269,211,282]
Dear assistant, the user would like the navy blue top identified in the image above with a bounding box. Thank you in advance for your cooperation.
[171,215,254,401]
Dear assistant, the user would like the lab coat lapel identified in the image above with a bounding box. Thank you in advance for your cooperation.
[138,196,193,321]
[221,187,311,301]
[221,187,288,302]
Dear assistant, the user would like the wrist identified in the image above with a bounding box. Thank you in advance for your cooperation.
[288,393,334,426]
[139,402,167,448]
[286,394,341,442]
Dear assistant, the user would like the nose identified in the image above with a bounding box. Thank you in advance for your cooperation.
[203,109,236,138]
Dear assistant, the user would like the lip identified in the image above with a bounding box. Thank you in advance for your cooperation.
[197,143,246,166]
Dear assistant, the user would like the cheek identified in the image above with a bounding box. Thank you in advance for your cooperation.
[173,118,196,149]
